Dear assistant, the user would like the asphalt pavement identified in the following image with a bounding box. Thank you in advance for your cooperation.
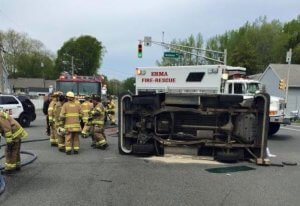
[0,115,300,206]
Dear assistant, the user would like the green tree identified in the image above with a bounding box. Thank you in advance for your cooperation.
[122,77,135,93]
[283,15,300,63]
[15,52,56,79]
[55,35,105,76]
[206,17,291,74]
[0,29,56,79]
[107,79,122,95]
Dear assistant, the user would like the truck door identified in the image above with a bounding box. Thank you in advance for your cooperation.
[233,83,246,94]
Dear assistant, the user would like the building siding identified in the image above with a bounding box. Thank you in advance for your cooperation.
[260,67,285,98]
[260,66,300,114]
[287,88,300,113]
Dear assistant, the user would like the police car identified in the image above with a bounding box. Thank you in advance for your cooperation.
[0,94,36,127]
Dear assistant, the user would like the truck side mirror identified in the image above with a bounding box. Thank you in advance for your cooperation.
[260,84,266,93]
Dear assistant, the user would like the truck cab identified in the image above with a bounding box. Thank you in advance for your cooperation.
[224,79,289,135]
[56,73,103,101]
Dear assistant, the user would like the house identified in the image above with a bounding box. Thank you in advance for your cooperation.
[259,64,300,113]
[9,78,56,96]
[248,73,262,80]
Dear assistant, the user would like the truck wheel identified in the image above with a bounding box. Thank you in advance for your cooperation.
[216,151,239,163]
[269,123,280,136]
[19,114,31,127]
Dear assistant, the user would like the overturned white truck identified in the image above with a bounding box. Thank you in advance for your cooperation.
[118,65,270,163]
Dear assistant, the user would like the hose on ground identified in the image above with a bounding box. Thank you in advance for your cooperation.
[0,137,49,196]
[0,151,38,171]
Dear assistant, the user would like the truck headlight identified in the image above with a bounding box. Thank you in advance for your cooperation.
[136,69,146,75]
[269,111,277,116]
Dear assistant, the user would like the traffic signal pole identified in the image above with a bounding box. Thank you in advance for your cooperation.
[285,49,292,104]
[140,38,227,65]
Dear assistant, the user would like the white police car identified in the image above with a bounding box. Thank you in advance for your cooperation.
[0,94,36,127]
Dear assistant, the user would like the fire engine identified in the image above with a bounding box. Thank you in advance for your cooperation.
[56,73,103,100]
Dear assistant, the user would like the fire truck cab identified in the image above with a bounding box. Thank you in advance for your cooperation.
[56,73,103,99]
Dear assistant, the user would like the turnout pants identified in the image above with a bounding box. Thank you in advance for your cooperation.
[56,131,65,149]
[82,123,91,136]
[93,125,107,146]
[65,132,80,152]
[5,139,21,171]
[50,125,58,145]
[82,123,94,143]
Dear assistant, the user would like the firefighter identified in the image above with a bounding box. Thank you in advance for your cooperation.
[43,94,52,136]
[90,95,108,149]
[48,92,59,146]
[54,94,66,152]
[81,96,94,143]
[60,91,82,155]
[0,112,28,175]
[107,96,116,125]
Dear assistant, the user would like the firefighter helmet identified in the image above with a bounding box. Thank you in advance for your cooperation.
[66,91,75,98]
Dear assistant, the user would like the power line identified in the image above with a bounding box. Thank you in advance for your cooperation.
[0,9,29,32]
[101,68,133,77]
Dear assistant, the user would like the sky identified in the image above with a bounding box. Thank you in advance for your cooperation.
[0,0,299,80]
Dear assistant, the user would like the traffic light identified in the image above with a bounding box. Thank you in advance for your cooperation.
[279,79,286,90]
[138,43,142,58]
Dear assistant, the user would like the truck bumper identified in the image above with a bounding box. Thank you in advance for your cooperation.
[270,116,291,125]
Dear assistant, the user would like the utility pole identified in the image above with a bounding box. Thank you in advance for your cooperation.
[71,56,74,76]
[285,48,292,105]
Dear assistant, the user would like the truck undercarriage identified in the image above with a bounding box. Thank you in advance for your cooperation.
[119,93,270,163]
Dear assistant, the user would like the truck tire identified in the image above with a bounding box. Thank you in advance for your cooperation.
[216,151,239,163]
[19,113,31,127]
[269,123,280,136]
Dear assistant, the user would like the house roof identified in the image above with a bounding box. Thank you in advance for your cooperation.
[248,73,262,80]
[9,78,56,89]
[260,64,300,87]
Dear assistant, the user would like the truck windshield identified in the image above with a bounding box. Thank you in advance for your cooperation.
[57,82,78,94]
[78,82,99,95]
[247,83,260,94]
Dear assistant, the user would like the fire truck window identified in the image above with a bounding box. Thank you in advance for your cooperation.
[228,83,232,94]
[57,82,78,94]
[186,72,205,82]
[234,83,245,94]
[79,82,99,95]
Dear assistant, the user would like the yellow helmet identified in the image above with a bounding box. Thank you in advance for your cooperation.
[66,91,75,98]
[53,91,63,97]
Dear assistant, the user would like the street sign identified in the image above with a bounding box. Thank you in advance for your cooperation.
[144,36,152,47]
[164,52,182,58]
